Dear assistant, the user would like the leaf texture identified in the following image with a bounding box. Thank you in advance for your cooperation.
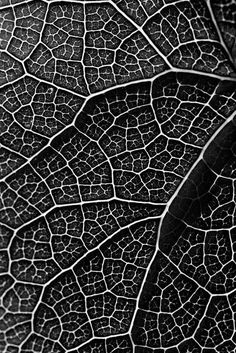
[0,0,236,352]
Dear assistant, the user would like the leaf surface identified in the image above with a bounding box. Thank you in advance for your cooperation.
[0,0,236,352]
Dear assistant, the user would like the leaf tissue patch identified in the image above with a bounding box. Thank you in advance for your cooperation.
[0,0,236,352]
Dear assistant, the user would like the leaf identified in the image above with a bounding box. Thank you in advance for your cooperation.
[0,0,236,352]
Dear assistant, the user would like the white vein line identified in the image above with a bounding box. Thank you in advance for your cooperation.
[128,109,236,338]
[107,1,172,70]
[7,197,164,233]
[205,0,234,65]
[1,68,234,183]
[28,215,161,337]
[157,110,236,232]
